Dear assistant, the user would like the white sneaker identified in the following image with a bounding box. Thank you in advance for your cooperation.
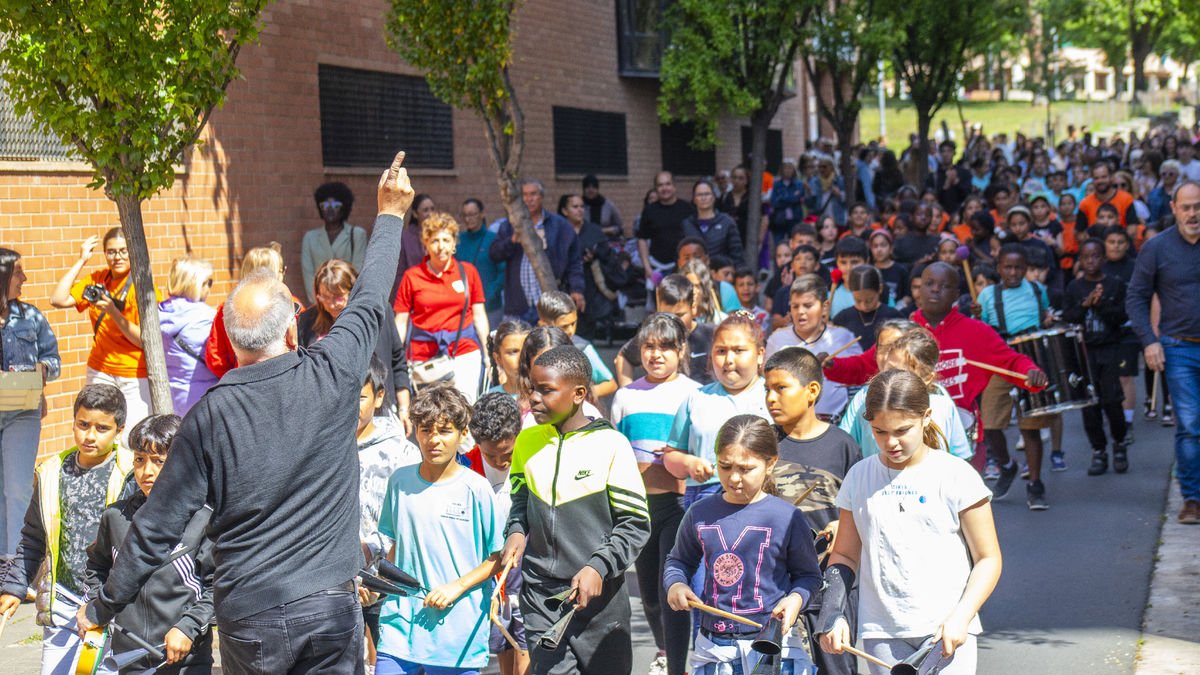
[647,654,668,675]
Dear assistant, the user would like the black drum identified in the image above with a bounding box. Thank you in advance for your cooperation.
[1007,327,1098,417]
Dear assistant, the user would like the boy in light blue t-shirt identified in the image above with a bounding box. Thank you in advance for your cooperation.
[377,383,503,675]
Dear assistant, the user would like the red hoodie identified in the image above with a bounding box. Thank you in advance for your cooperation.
[824,307,1043,412]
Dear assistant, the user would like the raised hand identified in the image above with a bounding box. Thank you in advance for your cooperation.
[377,151,415,218]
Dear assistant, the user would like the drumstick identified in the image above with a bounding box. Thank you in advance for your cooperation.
[957,246,977,301]
[792,482,817,506]
[1149,370,1160,415]
[0,610,8,641]
[841,644,894,670]
[687,600,763,629]
[489,559,520,651]
[826,336,862,361]
[964,359,1028,381]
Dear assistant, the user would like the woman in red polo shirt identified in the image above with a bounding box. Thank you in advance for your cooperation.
[394,212,489,403]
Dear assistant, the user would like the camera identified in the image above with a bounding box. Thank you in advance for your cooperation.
[82,285,107,304]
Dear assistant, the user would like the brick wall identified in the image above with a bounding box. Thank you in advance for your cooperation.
[0,0,810,458]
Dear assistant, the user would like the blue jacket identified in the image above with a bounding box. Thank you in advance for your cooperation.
[489,210,584,317]
[1,301,60,386]
[807,175,847,224]
[1147,185,1171,226]
[769,178,806,232]
[458,227,505,312]
[158,297,218,416]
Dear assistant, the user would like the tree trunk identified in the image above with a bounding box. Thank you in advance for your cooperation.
[496,172,557,292]
[746,112,769,267]
[836,120,857,210]
[1131,40,1151,97]
[112,192,173,415]
[915,107,933,189]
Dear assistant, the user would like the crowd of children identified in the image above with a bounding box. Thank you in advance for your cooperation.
[6,131,1189,675]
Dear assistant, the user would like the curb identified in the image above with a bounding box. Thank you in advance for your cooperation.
[1135,476,1200,674]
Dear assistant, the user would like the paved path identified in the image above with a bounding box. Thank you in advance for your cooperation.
[1136,478,1200,674]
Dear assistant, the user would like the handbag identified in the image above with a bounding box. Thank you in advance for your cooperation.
[406,261,471,390]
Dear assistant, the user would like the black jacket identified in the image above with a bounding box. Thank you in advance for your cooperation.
[297,304,410,409]
[1063,275,1127,346]
[89,214,403,625]
[680,212,745,263]
[85,497,214,672]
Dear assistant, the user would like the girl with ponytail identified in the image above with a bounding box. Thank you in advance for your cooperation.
[816,369,1002,674]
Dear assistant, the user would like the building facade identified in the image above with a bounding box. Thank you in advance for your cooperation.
[0,0,812,454]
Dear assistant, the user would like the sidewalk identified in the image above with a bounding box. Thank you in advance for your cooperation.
[1136,477,1200,674]
[0,599,42,673]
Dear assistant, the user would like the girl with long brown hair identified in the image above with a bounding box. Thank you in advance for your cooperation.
[817,369,1002,674]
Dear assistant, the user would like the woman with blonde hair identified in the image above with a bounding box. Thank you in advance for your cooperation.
[680,258,726,325]
[158,256,218,415]
[395,212,490,403]
[203,242,304,378]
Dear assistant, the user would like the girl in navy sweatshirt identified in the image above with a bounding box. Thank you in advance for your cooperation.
[664,415,822,675]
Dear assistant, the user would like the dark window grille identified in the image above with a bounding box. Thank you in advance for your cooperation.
[0,76,75,161]
[740,126,784,174]
[318,64,453,169]
[617,0,668,77]
[552,106,628,176]
[660,122,715,176]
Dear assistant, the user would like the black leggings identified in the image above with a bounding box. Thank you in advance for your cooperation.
[1084,343,1128,450]
[1144,360,1172,412]
[634,492,691,675]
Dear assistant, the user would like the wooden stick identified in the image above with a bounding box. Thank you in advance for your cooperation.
[841,644,895,670]
[827,336,863,361]
[489,559,521,651]
[792,482,817,506]
[964,359,1028,381]
[962,258,977,301]
[687,600,763,629]
[1149,370,1160,415]
[0,611,8,642]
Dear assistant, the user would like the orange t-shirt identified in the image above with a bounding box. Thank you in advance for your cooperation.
[952,223,972,244]
[1077,190,1136,227]
[71,269,156,378]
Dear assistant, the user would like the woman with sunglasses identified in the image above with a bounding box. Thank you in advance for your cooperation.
[158,256,219,416]
[51,227,156,440]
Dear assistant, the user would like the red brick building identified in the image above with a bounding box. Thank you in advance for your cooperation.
[0,0,813,455]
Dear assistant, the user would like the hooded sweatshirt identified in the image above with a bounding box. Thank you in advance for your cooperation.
[824,307,1042,412]
[158,297,218,416]
[358,415,421,563]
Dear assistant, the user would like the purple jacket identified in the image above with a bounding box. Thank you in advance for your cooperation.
[158,297,219,416]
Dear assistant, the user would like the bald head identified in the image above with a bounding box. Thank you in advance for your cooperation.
[224,270,295,360]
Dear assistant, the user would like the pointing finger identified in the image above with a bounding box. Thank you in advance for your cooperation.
[388,150,407,182]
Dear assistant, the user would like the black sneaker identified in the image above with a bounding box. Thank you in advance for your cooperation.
[1162,406,1175,427]
[992,461,1019,499]
[1027,480,1049,511]
[1144,401,1157,419]
[1113,444,1129,474]
[1087,450,1108,476]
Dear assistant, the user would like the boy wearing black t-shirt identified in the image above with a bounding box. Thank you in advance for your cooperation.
[763,348,860,675]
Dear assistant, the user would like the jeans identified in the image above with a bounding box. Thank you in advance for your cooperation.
[375,653,480,675]
[40,619,83,675]
[691,632,805,675]
[85,368,151,450]
[0,408,40,555]
[217,583,364,675]
[635,493,690,675]
[1161,336,1200,501]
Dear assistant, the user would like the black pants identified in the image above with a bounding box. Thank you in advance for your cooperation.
[217,582,364,675]
[523,572,632,675]
[1144,361,1172,410]
[1083,343,1128,450]
[634,492,690,675]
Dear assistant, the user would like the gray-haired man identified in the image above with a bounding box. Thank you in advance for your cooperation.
[78,152,416,673]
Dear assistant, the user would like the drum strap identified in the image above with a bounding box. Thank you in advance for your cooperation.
[992,281,1046,338]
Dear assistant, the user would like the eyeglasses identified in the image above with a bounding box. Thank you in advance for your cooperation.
[104,249,129,259]
[203,279,214,288]
[319,199,343,210]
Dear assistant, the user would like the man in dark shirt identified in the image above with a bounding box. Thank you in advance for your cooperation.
[1127,181,1200,524]
[78,152,416,673]
[928,140,971,215]
[637,171,694,279]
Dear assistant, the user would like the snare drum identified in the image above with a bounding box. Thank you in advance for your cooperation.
[956,406,978,445]
[1007,326,1098,417]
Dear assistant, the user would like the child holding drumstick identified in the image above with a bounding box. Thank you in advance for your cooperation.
[817,370,1002,674]
[665,415,822,675]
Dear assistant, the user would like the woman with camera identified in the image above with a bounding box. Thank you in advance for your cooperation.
[50,228,155,440]
[394,212,489,405]
[0,248,60,559]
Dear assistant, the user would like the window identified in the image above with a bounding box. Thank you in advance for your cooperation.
[0,75,75,162]
[1095,72,1108,92]
[740,126,784,174]
[660,122,715,176]
[617,0,668,77]
[318,64,453,170]
[552,107,628,176]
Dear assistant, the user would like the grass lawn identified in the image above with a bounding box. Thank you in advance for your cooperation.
[857,98,1172,144]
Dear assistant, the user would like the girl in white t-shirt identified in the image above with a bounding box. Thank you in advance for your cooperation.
[610,313,700,675]
[816,369,1001,674]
